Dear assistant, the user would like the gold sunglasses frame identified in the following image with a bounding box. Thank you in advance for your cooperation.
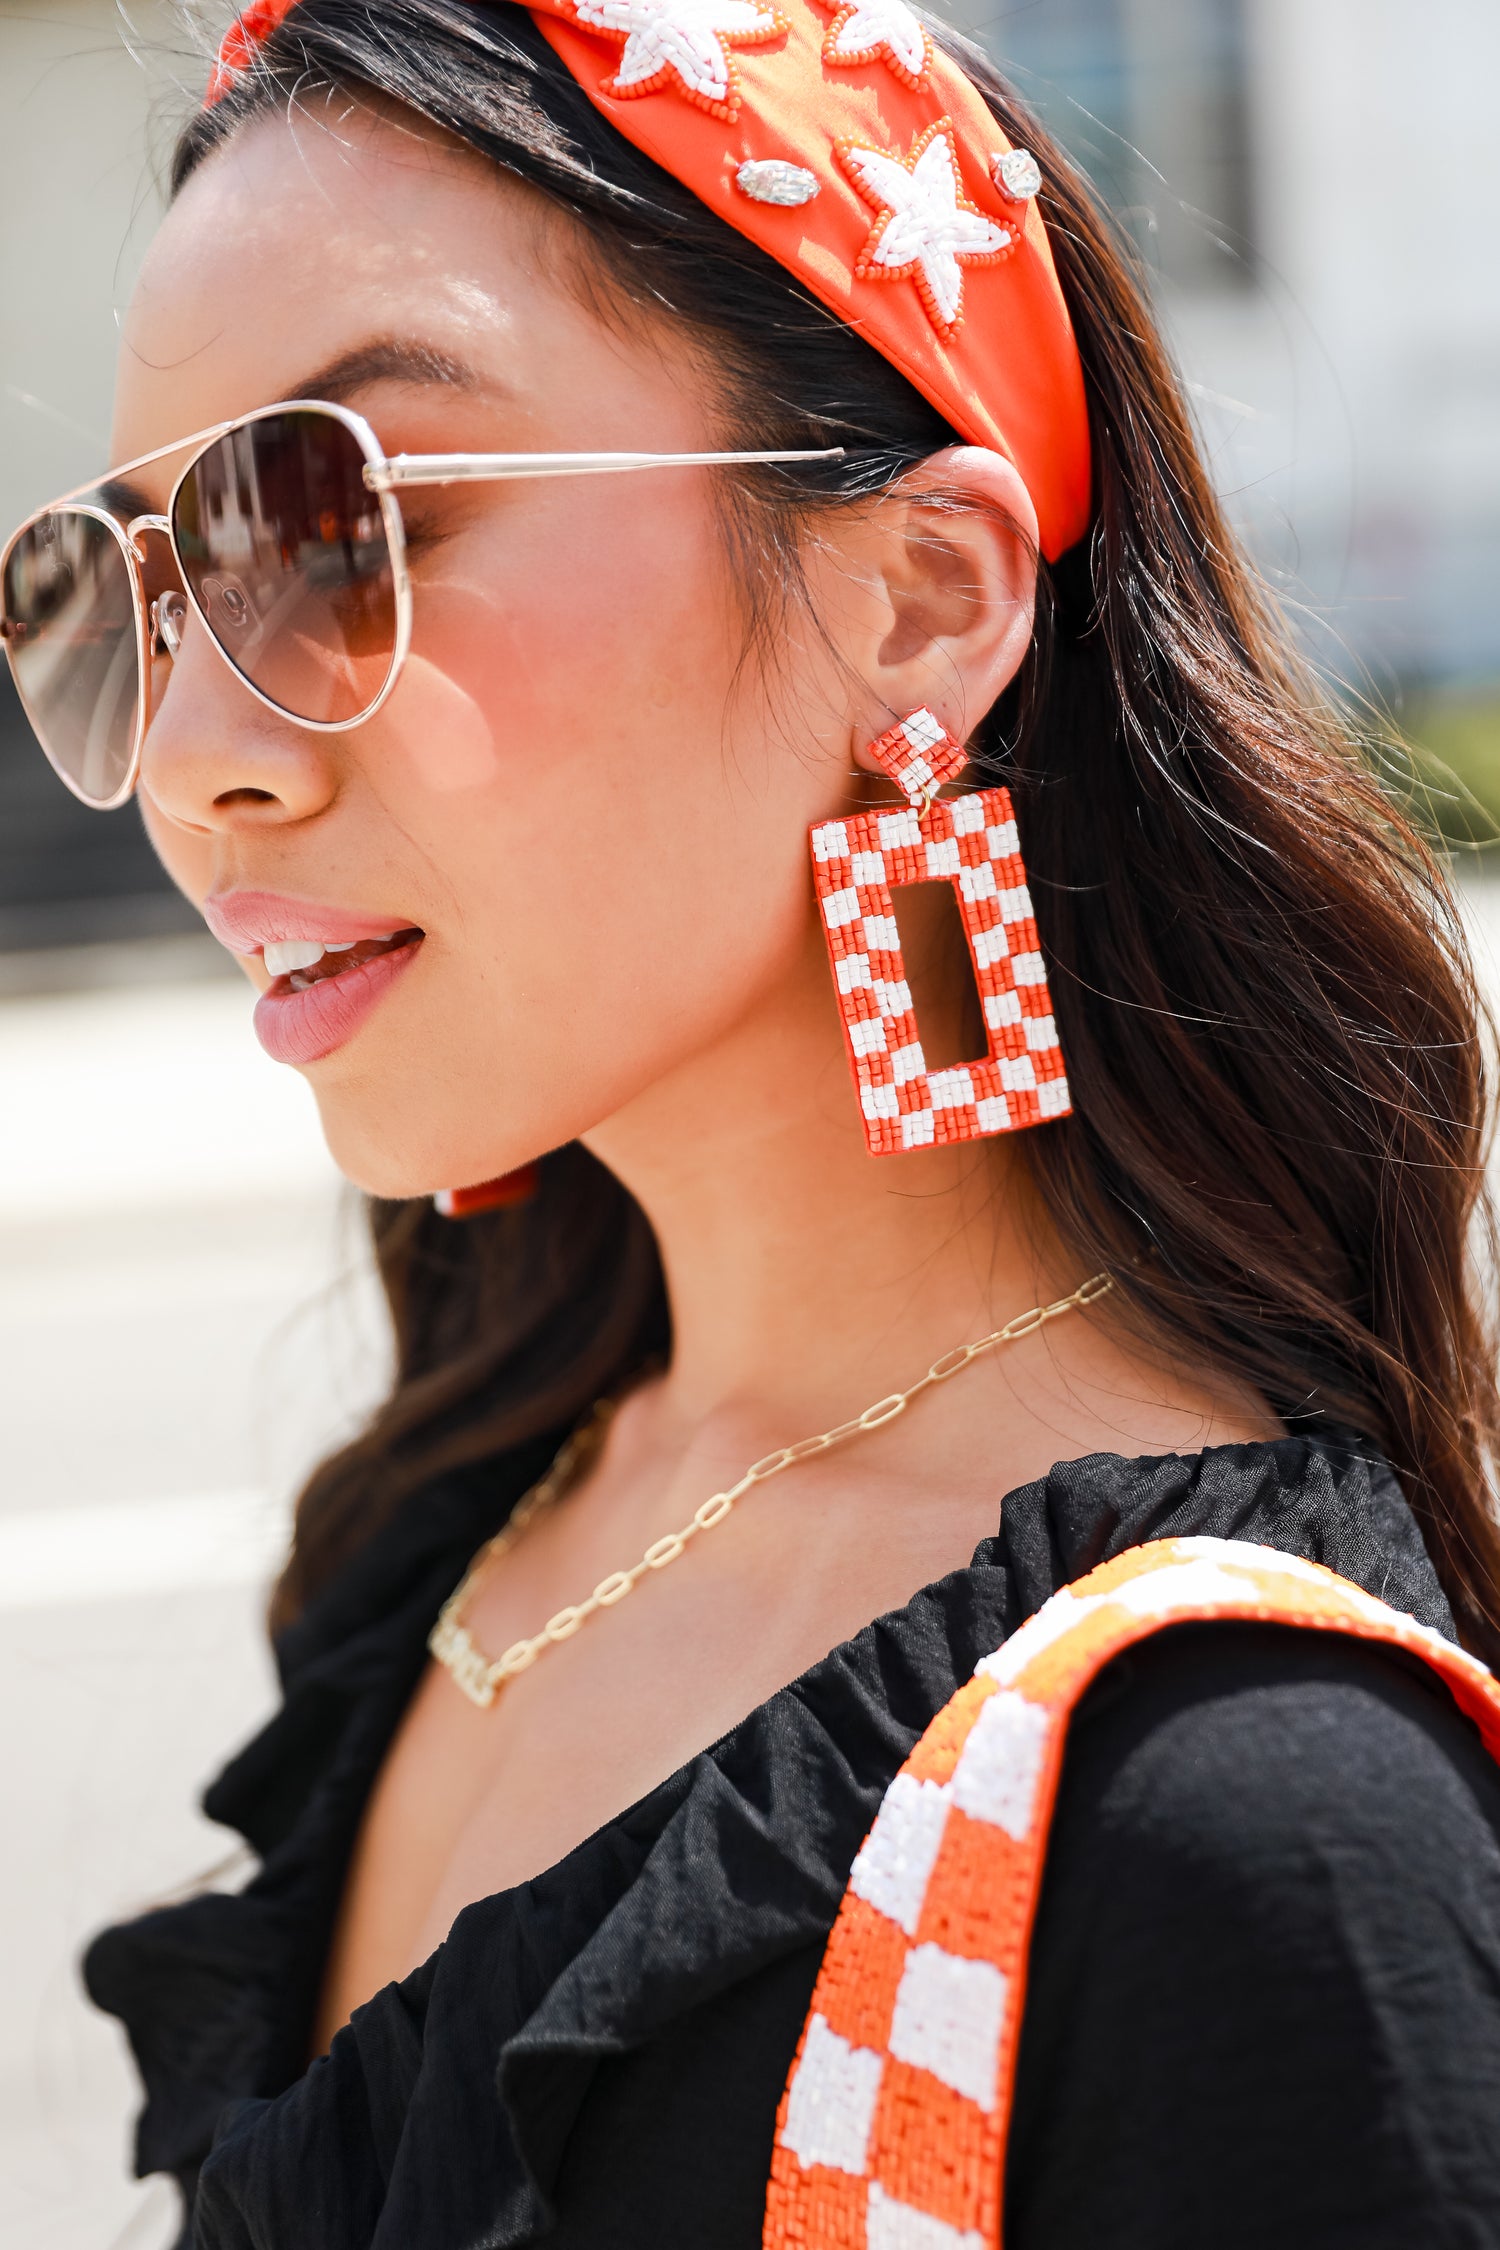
[0,397,844,810]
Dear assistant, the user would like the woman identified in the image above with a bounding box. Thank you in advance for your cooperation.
[7,0,1500,2240]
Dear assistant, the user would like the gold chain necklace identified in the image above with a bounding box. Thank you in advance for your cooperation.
[429,1271,1113,1709]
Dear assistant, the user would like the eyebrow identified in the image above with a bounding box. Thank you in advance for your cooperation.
[284,338,489,404]
[97,475,156,520]
[76,341,491,520]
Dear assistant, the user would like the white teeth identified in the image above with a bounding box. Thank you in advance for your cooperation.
[262,932,411,979]
[263,939,329,977]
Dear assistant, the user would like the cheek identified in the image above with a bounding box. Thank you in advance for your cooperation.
[404,489,734,766]
[362,500,817,1078]
[380,492,767,919]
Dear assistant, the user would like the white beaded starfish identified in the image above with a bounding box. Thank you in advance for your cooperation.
[568,0,785,117]
[840,122,1013,336]
[819,0,930,87]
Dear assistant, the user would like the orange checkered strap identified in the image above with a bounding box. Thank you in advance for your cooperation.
[763,1535,1500,2250]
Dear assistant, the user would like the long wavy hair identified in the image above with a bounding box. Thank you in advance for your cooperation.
[172,0,1500,1655]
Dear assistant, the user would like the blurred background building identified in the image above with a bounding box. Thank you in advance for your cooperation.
[2,1,1497,2244]
[964,0,1500,751]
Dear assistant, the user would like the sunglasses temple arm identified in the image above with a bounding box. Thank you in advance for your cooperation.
[366,446,846,492]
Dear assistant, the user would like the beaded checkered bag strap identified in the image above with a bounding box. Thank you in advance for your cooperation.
[763,1534,1500,2250]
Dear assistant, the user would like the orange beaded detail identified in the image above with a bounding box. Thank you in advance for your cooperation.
[433,1165,542,1218]
[813,0,933,90]
[544,0,790,123]
[837,122,1018,342]
[763,1535,1500,2250]
[812,710,1069,1156]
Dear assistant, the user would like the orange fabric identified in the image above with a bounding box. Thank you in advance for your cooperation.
[204,0,1092,559]
[204,0,296,100]
[763,1537,1500,2250]
[527,0,1091,557]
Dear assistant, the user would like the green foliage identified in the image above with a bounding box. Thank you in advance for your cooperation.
[1378,689,1500,853]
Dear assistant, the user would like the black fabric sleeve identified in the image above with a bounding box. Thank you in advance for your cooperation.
[1006,1623,1500,2250]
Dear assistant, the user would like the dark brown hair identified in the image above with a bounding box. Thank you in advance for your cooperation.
[174,0,1500,1654]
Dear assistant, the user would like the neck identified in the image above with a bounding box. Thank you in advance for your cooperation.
[583,921,1071,1444]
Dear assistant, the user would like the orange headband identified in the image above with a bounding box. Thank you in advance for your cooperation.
[206,0,1092,558]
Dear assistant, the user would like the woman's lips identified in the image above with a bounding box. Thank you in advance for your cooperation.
[203,890,417,955]
[253,934,423,1065]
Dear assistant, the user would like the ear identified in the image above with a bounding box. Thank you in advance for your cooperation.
[848,446,1039,769]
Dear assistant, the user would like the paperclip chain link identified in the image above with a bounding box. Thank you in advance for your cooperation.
[429,1270,1114,1708]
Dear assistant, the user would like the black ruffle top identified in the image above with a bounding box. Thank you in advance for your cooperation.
[85,1434,1500,2249]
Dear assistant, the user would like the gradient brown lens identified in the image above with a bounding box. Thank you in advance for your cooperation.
[2,508,141,806]
[171,408,397,726]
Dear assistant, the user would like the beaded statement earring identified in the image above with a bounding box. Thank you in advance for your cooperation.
[433,1165,541,1219]
[811,710,1069,1154]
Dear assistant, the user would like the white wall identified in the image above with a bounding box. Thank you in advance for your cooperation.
[0,0,181,535]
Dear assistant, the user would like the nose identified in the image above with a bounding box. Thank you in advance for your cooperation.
[138,599,341,831]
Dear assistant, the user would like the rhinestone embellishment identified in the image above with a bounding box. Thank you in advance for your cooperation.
[736,157,821,205]
[993,147,1042,202]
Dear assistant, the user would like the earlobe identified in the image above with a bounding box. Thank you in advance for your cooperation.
[856,445,1040,764]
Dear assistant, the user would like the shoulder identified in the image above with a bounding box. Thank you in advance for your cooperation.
[1008,1622,1500,2249]
[1057,1617,1500,1885]
[996,1433,1457,1640]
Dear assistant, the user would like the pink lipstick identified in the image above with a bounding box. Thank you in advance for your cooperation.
[203,891,425,1066]
[254,937,422,1065]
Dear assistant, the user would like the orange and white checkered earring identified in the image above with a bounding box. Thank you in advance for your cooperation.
[810,711,1070,1155]
[433,1165,541,1218]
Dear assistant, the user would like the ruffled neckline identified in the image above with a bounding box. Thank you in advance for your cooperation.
[85,1430,1453,2246]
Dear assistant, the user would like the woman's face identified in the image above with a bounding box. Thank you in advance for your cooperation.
[113,100,1024,1198]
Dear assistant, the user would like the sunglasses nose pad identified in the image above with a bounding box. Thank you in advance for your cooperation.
[199,572,259,637]
[151,589,188,659]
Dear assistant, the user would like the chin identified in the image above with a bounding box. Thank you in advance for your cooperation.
[310,1102,459,1203]
[308,1088,537,1204]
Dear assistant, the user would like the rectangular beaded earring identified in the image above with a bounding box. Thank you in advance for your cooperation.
[433,1166,541,1218]
[810,710,1070,1155]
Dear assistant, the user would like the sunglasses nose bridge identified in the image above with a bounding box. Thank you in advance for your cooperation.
[125,511,171,565]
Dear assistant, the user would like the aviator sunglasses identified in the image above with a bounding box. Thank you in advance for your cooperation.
[0,398,843,810]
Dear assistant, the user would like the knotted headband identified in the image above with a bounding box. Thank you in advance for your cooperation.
[206,0,1093,558]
